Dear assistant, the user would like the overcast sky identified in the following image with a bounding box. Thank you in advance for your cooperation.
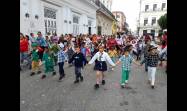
[112,0,140,32]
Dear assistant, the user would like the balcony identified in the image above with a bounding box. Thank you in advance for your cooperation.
[140,23,159,28]
[142,8,167,13]
[91,0,115,20]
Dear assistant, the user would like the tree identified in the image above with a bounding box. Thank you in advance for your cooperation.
[158,13,167,30]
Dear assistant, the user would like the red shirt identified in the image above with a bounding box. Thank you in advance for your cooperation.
[20,38,29,52]
[107,38,117,48]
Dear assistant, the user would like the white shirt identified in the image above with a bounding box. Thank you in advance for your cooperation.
[88,51,116,66]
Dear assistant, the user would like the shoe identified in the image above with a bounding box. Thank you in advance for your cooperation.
[52,72,56,76]
[41,75,46,79]
[125,80,128,84]
[102,80,105,85]
[80,76,84,82]
[121,85,125,88]
[37,71,42,74]
[94,84,99,89]
[74,80,79,84]
[151,85,155,89]
[30,72,35,76]
[59,75,64,81]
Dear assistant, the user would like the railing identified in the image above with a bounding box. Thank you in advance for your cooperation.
[91,0,115,19]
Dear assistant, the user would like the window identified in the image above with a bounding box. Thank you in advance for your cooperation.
[73,15,80,35]
[88,20,92,26]
[162,3,166,10]
[44,7,57,35]
[143,30,147,35]
[153,4,157,11]
[144,18,148,26]
[151,30,155,36]
[152,17,156,25]
[116,14,120,18]
[73,16,79,24]
[44,8,56,19]
[145,5,149,12]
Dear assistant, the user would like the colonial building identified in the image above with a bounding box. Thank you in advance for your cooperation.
[20,0,98,36]
[112,11,126,33]
[138,0,167,36]
[94,0,116,35]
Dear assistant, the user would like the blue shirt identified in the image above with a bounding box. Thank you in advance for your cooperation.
[36,37,47,47]
[81,48,86,57]
[119,55,133,71]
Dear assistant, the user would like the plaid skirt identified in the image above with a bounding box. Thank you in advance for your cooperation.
[94,61,107,71]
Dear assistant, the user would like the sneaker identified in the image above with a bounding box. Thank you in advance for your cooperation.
[94,84,99,89]
[151,85,155,89]
[125,80,128,84]
[37,71,42,74]
[52,72,56,76]
[30,72,35,76]
[121,85,125,88]
[41,75,46,79]
[74,80,79,84]
[102,80,105,85]
[80,76,84,82]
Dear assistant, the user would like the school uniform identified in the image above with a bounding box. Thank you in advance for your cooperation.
[89,51,115,71]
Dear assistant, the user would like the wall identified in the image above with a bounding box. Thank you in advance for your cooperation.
[20,0,98,35]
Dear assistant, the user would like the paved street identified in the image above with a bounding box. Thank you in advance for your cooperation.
[20,61,167,111]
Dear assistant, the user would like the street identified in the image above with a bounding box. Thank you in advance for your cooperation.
[20,62,167,111]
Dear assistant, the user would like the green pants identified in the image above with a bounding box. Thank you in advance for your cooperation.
[121,69,130,85]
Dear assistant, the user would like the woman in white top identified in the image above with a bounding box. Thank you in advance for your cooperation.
[89,46,116,89]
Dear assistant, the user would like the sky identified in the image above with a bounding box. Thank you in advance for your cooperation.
[112,0,140,32]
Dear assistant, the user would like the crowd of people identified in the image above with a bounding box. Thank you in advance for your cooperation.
[20,31,167,89]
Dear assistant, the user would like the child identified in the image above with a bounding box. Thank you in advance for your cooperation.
[141,39,151,72]
[108,46,118,70]
[51,43,60,66]
[68,46,87,84]
[136,40,143,61]
[141,45,159,89]
[41,47,56,79]
[67,44,75,66]
[57,44,66,81]
[115,48,140,88]
[30,43,41,76]
[88,46,116,89]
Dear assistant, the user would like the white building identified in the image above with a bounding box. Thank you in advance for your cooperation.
[138,0,167,36]
[100,0,112,11]
[20,0,98,36]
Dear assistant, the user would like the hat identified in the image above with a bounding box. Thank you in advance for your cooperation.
[148,45,157,51]
[32,43,38,47]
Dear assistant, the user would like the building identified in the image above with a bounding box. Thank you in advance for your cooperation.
[112,11,126,33]
[20,0,99,36]
[138,0,167,36]
[94,0,116,35]
[99,0,112,11]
